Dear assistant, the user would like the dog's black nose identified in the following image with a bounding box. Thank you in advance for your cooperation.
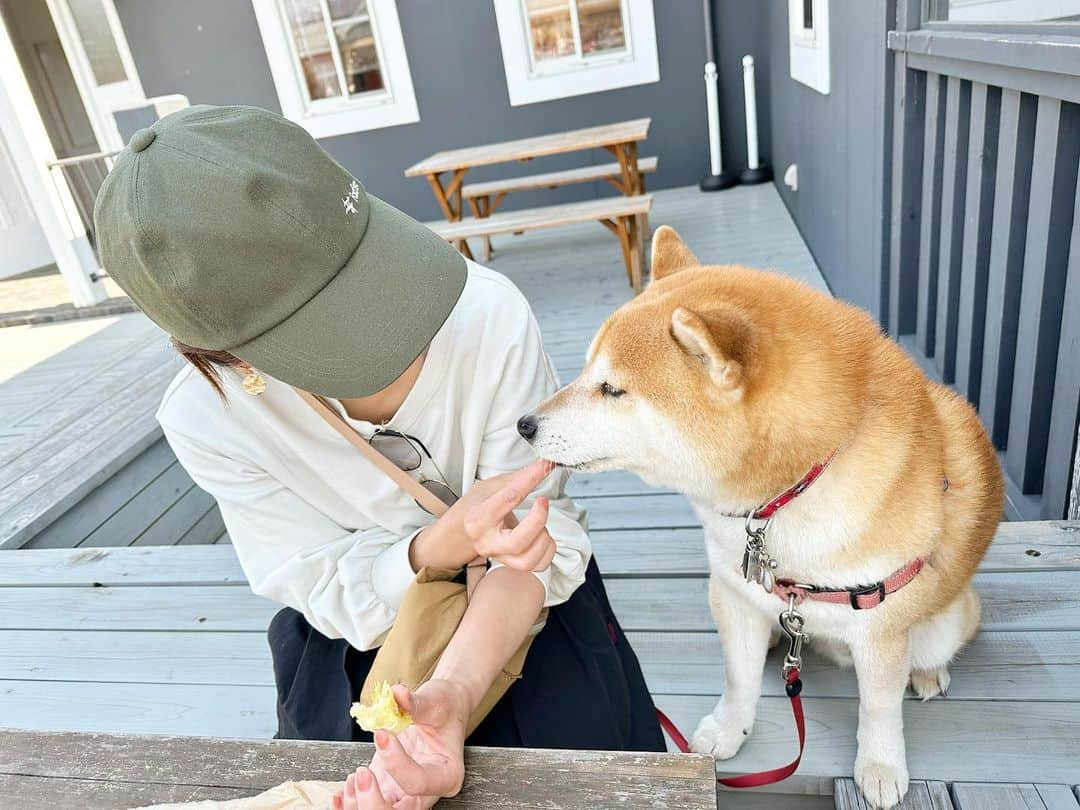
[517,414,539,441]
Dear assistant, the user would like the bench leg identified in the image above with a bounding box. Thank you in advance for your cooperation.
[467,197,492,262]
[625,215,643,294]
[481,196,493,261]
[603,216,641,293]
[639,175,650,239]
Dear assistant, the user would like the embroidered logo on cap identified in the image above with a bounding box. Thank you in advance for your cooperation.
[342,179,361,215]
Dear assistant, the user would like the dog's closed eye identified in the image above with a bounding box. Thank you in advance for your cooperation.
[599,382,625,398]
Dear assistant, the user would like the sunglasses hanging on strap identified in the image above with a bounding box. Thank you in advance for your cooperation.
[292,387,486,598]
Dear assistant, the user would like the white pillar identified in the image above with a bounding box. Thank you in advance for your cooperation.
[704,60,724,176]
[742,55,760,171]
[0,11,106,307]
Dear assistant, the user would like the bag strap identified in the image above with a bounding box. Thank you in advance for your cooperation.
[292,387,486,598]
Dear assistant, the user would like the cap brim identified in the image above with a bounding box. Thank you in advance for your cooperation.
[231,194,466,398]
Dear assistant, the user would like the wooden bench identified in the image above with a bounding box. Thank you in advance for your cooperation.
[461,157,658,260]
[425,194,652,292]
[0,730,719,809]
[461,156,658,203]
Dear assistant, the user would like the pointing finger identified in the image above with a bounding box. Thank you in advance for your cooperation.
[465,461,554,538]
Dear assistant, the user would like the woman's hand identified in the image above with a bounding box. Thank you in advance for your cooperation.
[332,681,468,810]
[462,460,557,572]
[409,460,557,573]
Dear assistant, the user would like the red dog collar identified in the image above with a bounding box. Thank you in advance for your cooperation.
[751,447,841,520]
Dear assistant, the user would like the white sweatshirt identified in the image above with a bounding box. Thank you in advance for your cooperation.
[156,262,590,651]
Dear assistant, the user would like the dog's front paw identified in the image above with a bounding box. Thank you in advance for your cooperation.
[854,758,910,809]
[689,711,751,760]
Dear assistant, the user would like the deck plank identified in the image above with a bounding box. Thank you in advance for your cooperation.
[2,627,1074,703]
[834,778,954,809]
[655,695,1080,792]
[1,521,1076,587]
[951,783,1072,810]
[0,570,1076,633]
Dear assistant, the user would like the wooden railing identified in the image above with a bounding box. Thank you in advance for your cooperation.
[886,3,1080,519]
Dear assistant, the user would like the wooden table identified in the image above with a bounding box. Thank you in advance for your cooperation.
[405,119,651,259]
[0,729,718,809]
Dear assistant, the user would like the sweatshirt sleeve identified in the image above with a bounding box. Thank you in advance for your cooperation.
[160,425,420,651]
[475,307,591,607]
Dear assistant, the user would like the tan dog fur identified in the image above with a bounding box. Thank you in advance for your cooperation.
[524,226,1003,808]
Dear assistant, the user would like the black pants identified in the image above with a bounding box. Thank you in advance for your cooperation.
[268,557,665,751]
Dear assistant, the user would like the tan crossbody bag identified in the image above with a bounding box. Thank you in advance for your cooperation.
[294,389,542,736]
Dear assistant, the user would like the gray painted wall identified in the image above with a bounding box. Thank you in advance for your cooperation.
[763,0,892,316]
[114,0,769,222]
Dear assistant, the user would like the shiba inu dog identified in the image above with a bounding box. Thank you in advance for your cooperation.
[519,227,1004,808]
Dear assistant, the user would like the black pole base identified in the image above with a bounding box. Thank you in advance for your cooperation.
[739,165,773,185]
[700,172,738,192]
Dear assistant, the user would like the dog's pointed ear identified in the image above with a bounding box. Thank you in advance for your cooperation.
[670,307,744,390]
[650,226,699,282]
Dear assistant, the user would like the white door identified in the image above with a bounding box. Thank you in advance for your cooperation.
[0,129,52,279]
[44,0,144,151]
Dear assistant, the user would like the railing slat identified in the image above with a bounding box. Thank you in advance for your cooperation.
[1006,98,1080,493]
[934,77,972,382]
[955,82,1001,404]
[1041,159,1080,519]
[979,89,1036,448]
[917,74,947,356]
[888,61,926,337]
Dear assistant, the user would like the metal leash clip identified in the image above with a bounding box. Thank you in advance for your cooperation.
[779,594,808,679]
[742,513,778,592]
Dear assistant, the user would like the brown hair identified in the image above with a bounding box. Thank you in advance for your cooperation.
[171,338,243,399]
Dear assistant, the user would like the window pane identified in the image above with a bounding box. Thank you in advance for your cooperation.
[525,0,575,63]
[935,0,1080,22]
[68,0,127,85]
[576,0,626,55]
[327,0,367,21]
[334,13,384,96]
[282,0,342,100]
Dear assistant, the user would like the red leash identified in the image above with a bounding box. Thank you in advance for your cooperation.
[656,668,806,788]
[652,449,928,789]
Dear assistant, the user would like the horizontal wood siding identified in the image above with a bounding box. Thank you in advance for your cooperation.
[888,28,1080,520]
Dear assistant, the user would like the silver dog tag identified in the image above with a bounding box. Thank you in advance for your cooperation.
[742,546,761,583]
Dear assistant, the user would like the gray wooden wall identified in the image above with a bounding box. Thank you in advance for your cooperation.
[113,0,772,223]
[762,0,894,316]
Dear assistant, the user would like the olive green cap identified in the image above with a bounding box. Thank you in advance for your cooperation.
[93,104,466,398]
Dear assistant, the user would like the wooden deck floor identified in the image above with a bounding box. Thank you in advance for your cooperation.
[2,184,1078,808]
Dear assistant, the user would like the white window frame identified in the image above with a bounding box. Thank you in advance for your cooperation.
[493,0,659,107]
[788,0,830,95]
[251,0,419,139]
